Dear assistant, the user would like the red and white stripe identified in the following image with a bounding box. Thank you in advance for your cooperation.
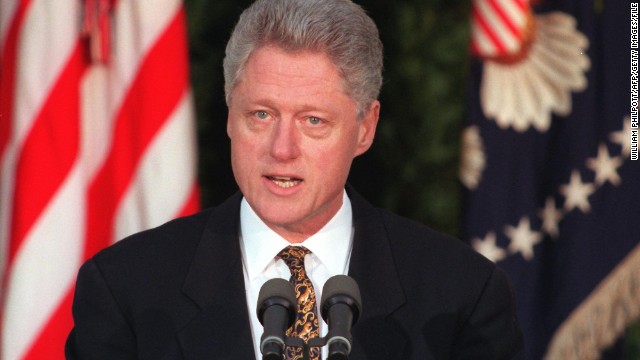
[470,0,530,58]
[0,1,199,359]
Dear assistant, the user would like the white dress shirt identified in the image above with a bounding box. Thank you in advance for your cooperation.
[239,191,354,360]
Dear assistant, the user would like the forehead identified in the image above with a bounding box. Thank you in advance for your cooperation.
[233,45,350,102]
[249,45,341,75]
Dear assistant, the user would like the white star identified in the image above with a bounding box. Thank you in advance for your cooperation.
[586,144,622,186]
[472,231,507,263]
[504,217,543,261]
[610,116,632,157]
[460,126,486,190]
[559,170,595,213]
[538,197,563,238]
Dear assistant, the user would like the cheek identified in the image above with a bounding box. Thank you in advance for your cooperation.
[309,140,356,178]
[230,122,260,156]
[229,141,244,182]
[230,131,257,177]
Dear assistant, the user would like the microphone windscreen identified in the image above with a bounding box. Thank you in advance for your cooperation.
[320,275,362,322]
[257,278,297,326]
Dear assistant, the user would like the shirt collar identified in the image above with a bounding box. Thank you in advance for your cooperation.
[240,191,353,281]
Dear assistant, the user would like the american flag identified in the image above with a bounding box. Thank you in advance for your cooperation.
[0,1,199,359]
[464,0,640,359]
[461,0,640,359]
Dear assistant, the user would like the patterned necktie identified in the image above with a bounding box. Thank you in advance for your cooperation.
[277,246,320,360]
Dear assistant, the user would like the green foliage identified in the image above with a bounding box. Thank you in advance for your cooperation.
[628,322,640,359]
[350,0,470,236]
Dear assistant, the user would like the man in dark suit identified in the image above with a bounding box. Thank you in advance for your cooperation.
[66,0,524,359]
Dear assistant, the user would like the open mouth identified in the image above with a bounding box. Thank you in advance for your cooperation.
[266,176,302,188]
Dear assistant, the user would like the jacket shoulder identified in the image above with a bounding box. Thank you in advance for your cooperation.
[379,209,493,273]
[375,208,507,313]
[93,207,216,267]
[92,191,242,269]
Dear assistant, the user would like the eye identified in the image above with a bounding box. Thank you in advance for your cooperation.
[307,116,322,125]
[254,111,269,120]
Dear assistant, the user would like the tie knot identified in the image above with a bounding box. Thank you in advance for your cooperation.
[277,246,311,271]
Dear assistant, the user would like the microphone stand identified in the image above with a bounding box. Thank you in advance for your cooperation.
[272,334,350,360]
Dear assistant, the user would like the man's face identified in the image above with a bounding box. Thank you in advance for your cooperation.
[227,45,379,243]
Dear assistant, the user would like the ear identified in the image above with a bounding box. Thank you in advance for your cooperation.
[354,100,380,157]
[226,111,232,138]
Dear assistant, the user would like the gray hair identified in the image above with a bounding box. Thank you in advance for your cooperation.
[223,0,383,118]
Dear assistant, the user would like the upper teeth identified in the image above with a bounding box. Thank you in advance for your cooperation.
[271,176,300,188]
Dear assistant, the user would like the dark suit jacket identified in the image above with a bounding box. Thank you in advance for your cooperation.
[66,188,523,359]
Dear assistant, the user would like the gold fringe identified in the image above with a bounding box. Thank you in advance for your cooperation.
[544,244,640,359]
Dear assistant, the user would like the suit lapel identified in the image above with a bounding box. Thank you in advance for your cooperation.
[177,193,256,360]
[347,187,408,360]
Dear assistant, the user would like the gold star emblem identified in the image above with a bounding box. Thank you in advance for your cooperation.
[504,217,542,261]
[559,170,595,213]
[472,231,507,263]
[586,144,622,186]
[538,197,564,238]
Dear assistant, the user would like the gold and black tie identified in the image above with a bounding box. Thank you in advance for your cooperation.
[277,246,320,360]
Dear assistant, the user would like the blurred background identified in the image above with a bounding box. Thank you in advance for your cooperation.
[1,0,637,359]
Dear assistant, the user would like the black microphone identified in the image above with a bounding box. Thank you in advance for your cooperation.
[257,278,297,360]
[321,275,362,360]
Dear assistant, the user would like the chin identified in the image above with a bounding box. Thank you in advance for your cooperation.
[259,209,303,228]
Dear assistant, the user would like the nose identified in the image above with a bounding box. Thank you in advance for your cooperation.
[269,118,301,161]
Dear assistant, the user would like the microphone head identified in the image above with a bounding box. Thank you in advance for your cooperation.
[320,275,362,324]
[257,278,297,327]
